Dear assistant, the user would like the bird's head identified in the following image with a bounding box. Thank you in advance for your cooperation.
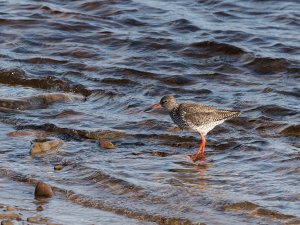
[145,95,178,112]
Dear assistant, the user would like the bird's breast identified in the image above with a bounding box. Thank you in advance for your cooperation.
[169,109,189,129]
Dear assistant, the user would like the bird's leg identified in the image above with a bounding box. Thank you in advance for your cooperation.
[200,132,206,159]
[192,144,203,161]
[191,132,205,161]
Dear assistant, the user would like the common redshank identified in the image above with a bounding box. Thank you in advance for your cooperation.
[145,95,240,161]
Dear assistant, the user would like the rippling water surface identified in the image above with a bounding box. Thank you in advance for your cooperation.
[0,0,299,224]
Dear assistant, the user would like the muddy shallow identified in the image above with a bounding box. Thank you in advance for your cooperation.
[0,0,299,224]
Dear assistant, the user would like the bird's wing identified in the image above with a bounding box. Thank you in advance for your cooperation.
[178,103,239,126]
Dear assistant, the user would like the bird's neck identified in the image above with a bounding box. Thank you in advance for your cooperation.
[168,104,179,113]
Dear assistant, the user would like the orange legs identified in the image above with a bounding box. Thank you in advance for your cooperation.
[191,132,206,162]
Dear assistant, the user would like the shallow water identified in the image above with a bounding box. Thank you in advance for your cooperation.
[0,0,299,224]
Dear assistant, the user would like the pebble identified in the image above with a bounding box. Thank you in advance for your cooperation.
[99,139,116,149]
[30,140,64,154]
[54,164,63,170]
[5,207,15,212]
[34,182,53,198]
[0,214,20,220]
[1,221,14,225]
[27,216,48,224]
[7,130,33,137]
[36,206,44,211]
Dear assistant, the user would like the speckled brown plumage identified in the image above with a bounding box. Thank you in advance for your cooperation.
[146,95,240,162]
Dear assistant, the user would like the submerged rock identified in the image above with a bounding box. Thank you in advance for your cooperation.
[280,124,300,137]
[7,130,34,137]
[99,139,117,149]
[34,182,53,198]
[30,139,64,154]
[221,201,259,211]
[0,93,85,110]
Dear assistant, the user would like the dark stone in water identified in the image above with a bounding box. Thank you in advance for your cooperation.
[36,206,44,211]
[18,123,127,140]
[0,93,84,110]
[150,151,169,157]
[0,69,92,96]
[257,104,297,117]
[221,201,259,211]
[222,201,295,221]
[251,208,294,220]
[34,182,53,198]
[246,57,289,74]
[161,75,194,86]
[168,18,200,32]
[280,124,300,137]
[172,142,195,148]
[189,41,245,55]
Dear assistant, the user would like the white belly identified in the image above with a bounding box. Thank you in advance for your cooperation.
[188,120,225,135]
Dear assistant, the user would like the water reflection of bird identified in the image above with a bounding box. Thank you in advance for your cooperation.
[145,95,240,161]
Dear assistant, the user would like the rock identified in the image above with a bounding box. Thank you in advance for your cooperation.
[27,216,48,224]
[5,207,15,212]
[36,206,44,211]
[250,207,294,220]
[221,201,259,211]
[7,130,33,137]
[0,214,20,220]
[1,220,14,225]
[30,139,64,154]
[34,182,53,198]
[280,124,300,137]
[54,165,63,170]
[99,139,116,149]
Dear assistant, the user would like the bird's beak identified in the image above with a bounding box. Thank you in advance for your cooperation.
[144,103,161,112]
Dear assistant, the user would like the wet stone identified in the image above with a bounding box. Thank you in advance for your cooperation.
[27,216,48,224]
[172,142,195,148]
[280,124,300,137]
[54,164,63,170]
[34,182,53,198]
[30,139,64,154]
[221,201,259,211]
[36,206,44,212]
[99,139,116,149]
[285,219,300,225]
[7,130,34,137]
[0,214,20,220]
[1,221,14,225]
[5,207,15,212]
[251,208,294,220]
[150,151,169,157]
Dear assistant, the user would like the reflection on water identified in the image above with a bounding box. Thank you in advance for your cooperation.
[0,0,299,224]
